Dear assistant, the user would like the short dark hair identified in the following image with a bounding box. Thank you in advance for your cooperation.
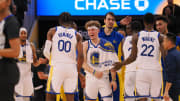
[156,16,168,23]
[130,21,142,32]
[85,20,101,30]
[143,13,155,24]
[105,12,115,19]
[59,12,72,25]
[166,32,176,45]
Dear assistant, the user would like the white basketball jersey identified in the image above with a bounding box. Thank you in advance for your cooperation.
[123,36,137,72]
[86,39,119,76]
[50,26,77,65]
[136,30,161,71]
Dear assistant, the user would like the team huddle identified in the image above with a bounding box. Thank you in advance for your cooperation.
[40,12,179,101]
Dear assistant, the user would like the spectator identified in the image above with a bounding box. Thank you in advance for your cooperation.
[162,0,180,17]
[13,0,28,26]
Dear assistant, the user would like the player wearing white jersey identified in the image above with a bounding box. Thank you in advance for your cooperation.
[43,12,84,101]
[113,13,165,101]
[15,27,44,101]
[122,21,142,101]
[83,20,118,101]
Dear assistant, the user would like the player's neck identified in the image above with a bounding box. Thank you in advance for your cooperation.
[163,29,168,35]
[104,27,113,36]
[91,38,100,46]
[62,24,71,28]
[20,40,26,45]
[145,27,154,32]
[0,10,11,21]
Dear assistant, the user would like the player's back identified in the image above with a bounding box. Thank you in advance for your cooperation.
[137,30,161,71]
[123,36,136,72]
[50,26,77,65]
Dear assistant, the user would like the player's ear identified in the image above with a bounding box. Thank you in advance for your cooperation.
[7,0,11,6]
[97,29,100,33]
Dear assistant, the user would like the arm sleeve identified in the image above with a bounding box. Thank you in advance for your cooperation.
[4,16,20,39]
[165,54,177,83]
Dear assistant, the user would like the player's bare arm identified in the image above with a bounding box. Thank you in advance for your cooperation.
[47,27,56,41]
[76,33,85,88]
[159,34,167,59]
[0,38,20,58]
[121,39,125,58]
[82,41,103,79]
[30,43,41,67]
[113,33,138,71]
[76,32,84,73]
[110,70,117,91]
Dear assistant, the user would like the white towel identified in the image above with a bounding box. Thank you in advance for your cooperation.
[26,40,33,63]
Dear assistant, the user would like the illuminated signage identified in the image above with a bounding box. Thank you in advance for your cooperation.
[37,0,166,16]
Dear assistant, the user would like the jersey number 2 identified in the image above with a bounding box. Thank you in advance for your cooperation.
[141,44,154,57]
[58,40,71,53]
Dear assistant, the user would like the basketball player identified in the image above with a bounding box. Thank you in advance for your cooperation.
[15,27,44,101]
[0,0,21,100]
[113,13,164,101]
[155,15,180,48]
[43,12,84,101]
[122,21,142,101]
[83,20,118,101]
[99,12,124,101]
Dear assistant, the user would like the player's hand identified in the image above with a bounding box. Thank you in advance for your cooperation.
[163,92,170,101]
[78,73,85,88]
[94,71,103,79]
[38,58,48,64]
[112,62,123,72]
[110,81,117,91]
[120,16,132,26]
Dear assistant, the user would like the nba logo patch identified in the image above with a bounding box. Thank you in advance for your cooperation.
[90,52,99,66]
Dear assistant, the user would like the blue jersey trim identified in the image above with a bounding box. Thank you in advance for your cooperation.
[4,14,13,20]
[46,91,60,95]
[55,27,57,31]
[143,30,156,32]
[85,98,96,100]
[101,95,112,98]
[138,32,140,37]
[151,96,163,99]
[61,25,73,29]
[64,92,77,94]
[16,95,32,98]
[158,32,160,38]
[90,40,99,48]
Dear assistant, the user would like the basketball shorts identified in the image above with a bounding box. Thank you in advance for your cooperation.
[46,63,78,94]
[85,74,112,100]
[136,69,162,98]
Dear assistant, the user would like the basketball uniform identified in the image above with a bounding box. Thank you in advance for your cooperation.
[85,39,119,100]
[46,26,78,94]
[123,36,137,100]
[136,30,162,98]
[15,41,34,100]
